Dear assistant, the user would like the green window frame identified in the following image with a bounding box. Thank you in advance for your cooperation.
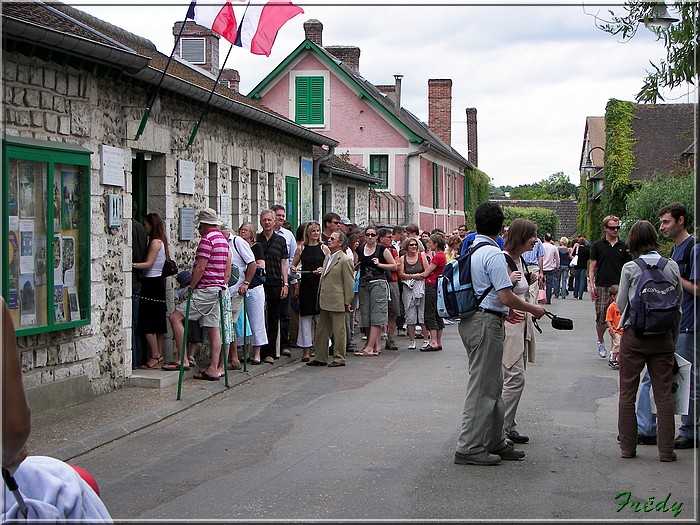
[3,137,91,336]
[370,155,388,189]
[295,76,324,125]
[433,162,439,209]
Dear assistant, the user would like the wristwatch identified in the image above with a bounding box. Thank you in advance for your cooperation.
[283,283,289,287]
[243,280,250,285]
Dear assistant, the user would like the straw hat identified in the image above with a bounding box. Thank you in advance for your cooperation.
[194,208,223,227]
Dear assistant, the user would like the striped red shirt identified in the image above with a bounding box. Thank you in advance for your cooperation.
[195,229,228,289]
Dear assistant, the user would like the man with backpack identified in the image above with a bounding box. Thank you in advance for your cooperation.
[453,202,545,466]
[635,203,698,449]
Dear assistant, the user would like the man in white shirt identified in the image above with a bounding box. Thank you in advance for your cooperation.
[272,204,297,357]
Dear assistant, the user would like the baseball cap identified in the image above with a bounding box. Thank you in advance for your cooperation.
[340,217,353,225]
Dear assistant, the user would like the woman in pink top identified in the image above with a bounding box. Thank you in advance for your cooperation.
[419,232,447,351]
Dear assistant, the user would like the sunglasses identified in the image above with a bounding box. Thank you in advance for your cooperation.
[606,225,620,231]
[332,221,341,224]
[408,243,418,247]
[365,233,377,237]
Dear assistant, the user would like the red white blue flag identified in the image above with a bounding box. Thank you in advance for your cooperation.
[186,1,240,45]
[235,1,304,56]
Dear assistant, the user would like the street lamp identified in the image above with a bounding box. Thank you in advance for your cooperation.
[642,3,679,30]
[582,146,605,176]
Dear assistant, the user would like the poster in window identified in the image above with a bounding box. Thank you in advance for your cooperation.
[54,284,66,322]
[67,287,80,321]
[62,236,75,287]
[8,231,20,309]
[34,234,47,286]
[20,273,36,326]
[62,171,78,230]
[8,172,18,217]
[53,234,63,285]
[53,178,62,232]
[19,220,34,274]
[18,165,35,219]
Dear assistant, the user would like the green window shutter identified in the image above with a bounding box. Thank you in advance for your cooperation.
[295,76,324,125]
[370,155,388,189]
[433,163,439,209]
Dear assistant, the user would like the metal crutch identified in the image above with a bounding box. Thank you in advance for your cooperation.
[219,290,229,387]
[2,466,28,519]
[176,287,192,401]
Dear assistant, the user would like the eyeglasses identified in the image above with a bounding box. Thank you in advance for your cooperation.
[365,233,377,237]
[606,225,620,231]
[332,220,341,225]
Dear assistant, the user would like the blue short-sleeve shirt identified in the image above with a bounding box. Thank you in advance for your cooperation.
[470,235,513,314]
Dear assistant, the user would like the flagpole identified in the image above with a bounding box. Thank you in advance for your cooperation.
[187,42,235,147]
[134,2,195,141]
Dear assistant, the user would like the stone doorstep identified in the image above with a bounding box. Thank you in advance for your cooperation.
[129,368,195,389]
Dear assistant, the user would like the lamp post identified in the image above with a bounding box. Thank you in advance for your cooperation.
[581,146,605,177]
[641,3,679,30]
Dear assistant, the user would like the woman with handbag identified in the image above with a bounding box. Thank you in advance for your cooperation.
[238,222,268,365]
[397,237,429,350]
[501,218,539,444]
[133,213,169,369]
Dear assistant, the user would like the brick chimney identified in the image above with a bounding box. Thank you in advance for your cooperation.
[428,79,452,146]
[304,19,323,46]
[326,46,360,72]
[220,69,240,93]
[173,21,220,75]
[466,108,478,167]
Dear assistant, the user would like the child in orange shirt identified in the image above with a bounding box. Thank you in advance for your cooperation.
[605,284,623,370]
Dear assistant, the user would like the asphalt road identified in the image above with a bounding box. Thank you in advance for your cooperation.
[72,297,696,521]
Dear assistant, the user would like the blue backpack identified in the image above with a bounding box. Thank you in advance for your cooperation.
[628,257,679,336]
[437,241,493,319]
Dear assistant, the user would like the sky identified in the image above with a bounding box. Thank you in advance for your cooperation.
[72,1,695,188]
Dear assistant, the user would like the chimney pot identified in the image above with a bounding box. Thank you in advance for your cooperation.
[466,108,478,167]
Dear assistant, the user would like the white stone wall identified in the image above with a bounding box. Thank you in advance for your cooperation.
[4,51,315,401]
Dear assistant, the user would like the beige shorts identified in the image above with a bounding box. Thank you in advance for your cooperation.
[176,287,224,328]
[610,331,621,354]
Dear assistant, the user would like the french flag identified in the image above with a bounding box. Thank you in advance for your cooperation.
[186,1,240,45]
[235,1,304,56]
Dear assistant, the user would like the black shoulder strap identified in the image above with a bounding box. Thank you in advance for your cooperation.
[504,253,518,272]
[678,237,696,280]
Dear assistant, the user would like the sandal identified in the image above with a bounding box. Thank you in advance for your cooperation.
[354,350,374,356]
[188,356,197,368]
[140,355,164,369]
[162,362,190,371]
[247,357,261,365]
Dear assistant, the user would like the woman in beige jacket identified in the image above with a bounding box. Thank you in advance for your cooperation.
[502,219,539,444]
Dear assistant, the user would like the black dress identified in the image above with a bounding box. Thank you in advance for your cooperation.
[298,243,325,316]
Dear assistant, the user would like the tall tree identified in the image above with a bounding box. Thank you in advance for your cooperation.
[596,1,698,102]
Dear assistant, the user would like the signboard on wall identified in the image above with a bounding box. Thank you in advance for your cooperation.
[179,207,196,240]
[100,145,125,187]
[300,156,313,223]
[177,160,195,194]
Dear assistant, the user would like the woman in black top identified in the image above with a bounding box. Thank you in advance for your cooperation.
[354,227,396,356]
[572,236,591,300]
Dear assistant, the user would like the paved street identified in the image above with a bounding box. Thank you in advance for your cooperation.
[30,296,696,521]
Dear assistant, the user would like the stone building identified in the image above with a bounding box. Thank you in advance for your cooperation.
[2,1,340,409]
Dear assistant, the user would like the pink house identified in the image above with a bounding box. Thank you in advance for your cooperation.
[248,19,477,232]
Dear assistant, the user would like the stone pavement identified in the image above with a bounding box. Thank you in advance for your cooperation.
[28,294,618,463]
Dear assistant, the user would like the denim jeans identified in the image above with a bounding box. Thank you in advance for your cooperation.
[558,266,569,297]
[544,270,556,303]
[574,268,587,299]
[636,369,657,437]
[676,332,697,439]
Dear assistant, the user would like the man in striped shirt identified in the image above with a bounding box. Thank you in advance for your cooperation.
[166,208,231,380]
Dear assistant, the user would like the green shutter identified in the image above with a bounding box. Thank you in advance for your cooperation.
[295,76,324,125]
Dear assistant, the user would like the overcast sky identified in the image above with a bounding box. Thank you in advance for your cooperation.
[74,1,694,188]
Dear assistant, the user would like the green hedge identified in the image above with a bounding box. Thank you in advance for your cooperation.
[503,206,559,237]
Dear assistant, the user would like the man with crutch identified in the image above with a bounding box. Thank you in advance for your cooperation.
[165,208,230,381]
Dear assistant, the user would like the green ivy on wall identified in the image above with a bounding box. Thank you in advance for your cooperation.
[464,167,490,228]
[601,99,637,221]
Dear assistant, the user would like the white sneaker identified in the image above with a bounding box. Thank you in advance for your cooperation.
[422,340,431,350]
[408,340,416,350]
[597,341,607,359]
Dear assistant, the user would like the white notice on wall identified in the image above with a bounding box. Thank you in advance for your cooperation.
[220,194,231,216]
[100,145,125,187]
[178,159,196,195]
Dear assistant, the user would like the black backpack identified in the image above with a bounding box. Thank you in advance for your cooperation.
[628,257,679,336]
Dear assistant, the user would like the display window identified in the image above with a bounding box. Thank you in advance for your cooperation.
[3,137,91,335]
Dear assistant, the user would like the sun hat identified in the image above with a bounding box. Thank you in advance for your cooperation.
[194,207,223,227]
[340,217,353,225]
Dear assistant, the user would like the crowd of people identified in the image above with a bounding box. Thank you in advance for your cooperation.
[128,201,696,464]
